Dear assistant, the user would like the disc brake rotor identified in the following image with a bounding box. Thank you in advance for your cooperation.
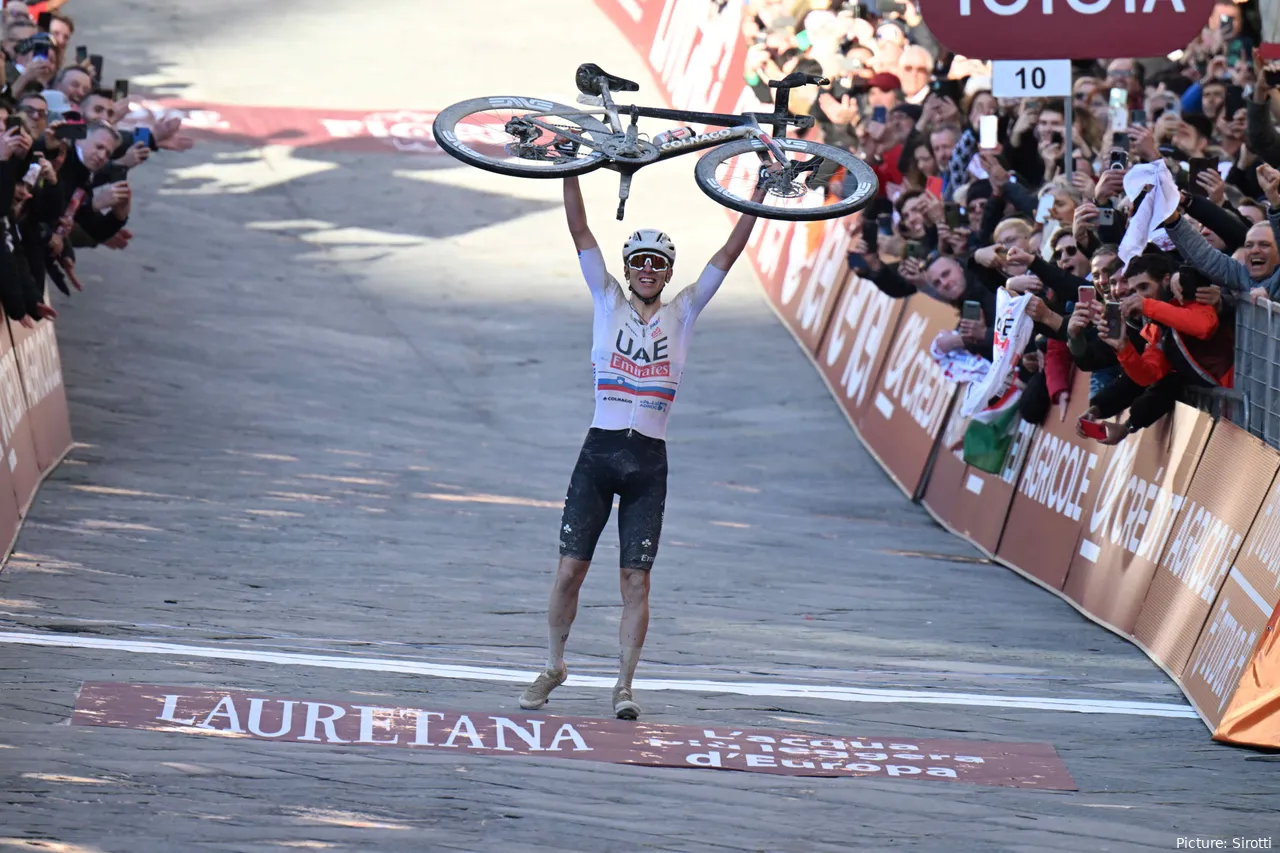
[502,117,583,162]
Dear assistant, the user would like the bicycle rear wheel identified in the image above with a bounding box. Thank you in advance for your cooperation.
[693,138,878,221]
[432,96,612,179]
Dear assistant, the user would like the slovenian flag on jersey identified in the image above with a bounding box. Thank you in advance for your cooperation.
[597,376,676,401]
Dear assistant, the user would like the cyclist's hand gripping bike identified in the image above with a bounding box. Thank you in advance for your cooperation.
[432,62,878,222]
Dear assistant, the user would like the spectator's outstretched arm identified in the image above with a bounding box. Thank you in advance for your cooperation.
[1166,214,1253,292]
[1248,62,1280,167]
[1186,196,1248,253]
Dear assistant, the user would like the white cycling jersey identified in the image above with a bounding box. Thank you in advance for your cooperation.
[578,246,727,440]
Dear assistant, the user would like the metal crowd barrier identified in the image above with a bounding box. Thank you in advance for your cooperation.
[1230,297,1280,445]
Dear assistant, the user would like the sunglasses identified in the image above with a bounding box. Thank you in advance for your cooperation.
[626,253,670,272]
[1053,245,1079,261]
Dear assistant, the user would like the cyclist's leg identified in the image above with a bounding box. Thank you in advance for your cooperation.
[551,432,617,669]
[521,435,615,710]
[613,436,667,716]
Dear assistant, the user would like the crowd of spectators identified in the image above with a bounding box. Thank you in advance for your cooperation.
[0,0,192,326]
[740,0,1270,444]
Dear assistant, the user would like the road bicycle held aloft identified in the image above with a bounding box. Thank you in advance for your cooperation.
[431,63,878,222]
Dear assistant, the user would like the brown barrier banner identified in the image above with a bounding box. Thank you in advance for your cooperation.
[1213,600,1280,748]
[0,318,42,515]
[1133,422,1280,676]
[925,405,1036,555]
[10,316,73,472]
[1185,568,1276,729]
[853,296,958,498]
[1187,467,1280,727]
[1062,405,1213,634]
[922,407,972,529]
[815,276,904,428]
[952,421,1036,555]
[73,682,1077,789]
[996,370,1104,590]
[766,221,854,356]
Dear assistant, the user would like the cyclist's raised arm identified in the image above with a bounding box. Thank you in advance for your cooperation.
[564,176,598,253]
[708,184,768,272]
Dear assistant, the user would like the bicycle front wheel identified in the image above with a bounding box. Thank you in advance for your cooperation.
[693,138,878,221]
[432,96,612,179]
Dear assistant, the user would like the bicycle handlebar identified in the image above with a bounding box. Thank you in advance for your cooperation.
[768,72,829,89]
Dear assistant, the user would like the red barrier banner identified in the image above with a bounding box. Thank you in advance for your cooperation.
[1214,600,1280,748]
[767,221,854,356]
[854,296,958,498]
[1134,422,1280,676]
[9,317,73,473]
[1187,466,1280,728]
[996,370,1104,590]
[1062,405,1213,635]
[815,276,904,427]
[0,319,42,515]
[74,682,1076,789]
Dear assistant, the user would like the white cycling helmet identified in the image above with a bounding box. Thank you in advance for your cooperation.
[622,229,676,267]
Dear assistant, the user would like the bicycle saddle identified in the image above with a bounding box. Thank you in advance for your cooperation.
[575,63,640,96]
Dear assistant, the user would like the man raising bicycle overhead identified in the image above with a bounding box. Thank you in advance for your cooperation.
[518,173,769,720]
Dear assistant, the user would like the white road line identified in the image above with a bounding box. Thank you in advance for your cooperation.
[0,631,1199,718]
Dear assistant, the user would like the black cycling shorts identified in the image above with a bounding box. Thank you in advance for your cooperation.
[559,428,668,570]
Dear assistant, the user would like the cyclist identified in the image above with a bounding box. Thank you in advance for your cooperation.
[519,174,768,720]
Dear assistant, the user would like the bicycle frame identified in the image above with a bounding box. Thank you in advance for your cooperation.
[518,77,810,218]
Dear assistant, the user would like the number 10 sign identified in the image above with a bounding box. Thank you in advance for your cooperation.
[991,60,1072,99]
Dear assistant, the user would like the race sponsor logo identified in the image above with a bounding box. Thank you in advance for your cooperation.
[1017,430,1100,522]
[649,0,742,111]
[638,400,669,411]
[610,354,671,379]
[659,128,735,152]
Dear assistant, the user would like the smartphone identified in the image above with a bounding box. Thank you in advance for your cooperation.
[1024,99,1041,113]
[1078,285,1096,305]
[1109,106,1128,133]
[54,122,87,141]
[1267,67,1280,87]
[1129,109,1147,128]
[36,11,51,30]
[4,115,24,132]
[925,175,944,200]
[1109,87,1128,109]
[1096,206,1116,227]
[877,212,893,236]
[89,54,103,81]
[962,300,982,321]
[903,240,929,260]
[872,105,887,124]
[110,79,128,101]
[1104,300,1123,339]
[1187,157,1217,196]
[861,216,879,254]
[1079,417,1109,441]
[134,126,157,151]
[75,45,87,64]
[1179,264,1208,301]
[1108,145,1128,172]
[944,202,964,229]
[32,43,49,61]
[979,113,998,150]
[1035,193,1054,224]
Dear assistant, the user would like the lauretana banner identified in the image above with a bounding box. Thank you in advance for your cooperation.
[596,0,1280,747]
